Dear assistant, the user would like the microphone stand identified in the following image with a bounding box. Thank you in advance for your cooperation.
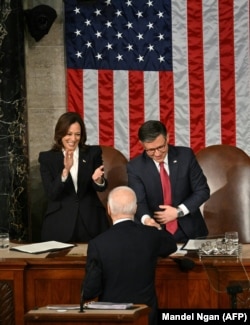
[79,281,85,312]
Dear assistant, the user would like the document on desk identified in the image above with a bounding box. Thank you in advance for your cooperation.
[10,241,75,254]
[85,302,134,310]
[182,239,213,250]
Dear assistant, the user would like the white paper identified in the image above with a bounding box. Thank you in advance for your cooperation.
[85,302,134,310]
[10,241,75,254]
[171,243,187,256]
[182,239,216,250]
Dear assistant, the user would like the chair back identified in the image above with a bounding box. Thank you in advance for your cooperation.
[196,145,250,243]
[97,146,128,209]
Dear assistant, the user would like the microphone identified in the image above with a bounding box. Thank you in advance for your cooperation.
[170,257,195,271]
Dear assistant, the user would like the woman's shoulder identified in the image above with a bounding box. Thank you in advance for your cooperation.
[38,149,61,161]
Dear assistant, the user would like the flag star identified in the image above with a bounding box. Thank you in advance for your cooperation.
[95,31,102,38]
[126,0,132,6]
[105,0,112,5]
[137,33,144,40]
[137,55,144,62]
[76,51,82,58]
[106,43,113,50]
[116,32,123,39]
[95,53,102,60]
[86,41,92,48]
[147,22,154,29]
[136,11,143,18]
[74,7,80,14]
[148,44,154,51]
[127,44,133,51]
[157,11,164,18]
[126,22,133,29]
[105,21,112,28]
[157,33,164,40]
[94,9,102,16]
[74,29,81,36]
[115,10,122,17]
[158,55,165,62]
[116,54,123,61]
[85,19,91,26]
[147,0,153,7]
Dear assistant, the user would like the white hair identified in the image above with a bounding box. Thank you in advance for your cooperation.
[108,186,137,216]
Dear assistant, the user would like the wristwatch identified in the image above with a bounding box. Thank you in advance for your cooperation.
[176,207,184,218]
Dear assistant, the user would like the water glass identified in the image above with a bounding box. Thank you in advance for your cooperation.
[0,233,9,249]
[225,231,239,247]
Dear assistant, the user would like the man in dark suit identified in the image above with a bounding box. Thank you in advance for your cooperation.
[82,186,177,325]
[127,120,210,243]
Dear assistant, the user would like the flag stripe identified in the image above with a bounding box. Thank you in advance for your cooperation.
[98,70,114,146]
[219,0,236,145]
[234,1,250,150]
[188,0,206,152]
[129,71,145,159]
[171,1,190,147]
[203,0,222,146]
[159,71,175,145]
[67,69,83,116]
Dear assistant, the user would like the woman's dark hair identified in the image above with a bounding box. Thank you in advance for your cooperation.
[138,120,167,142]
[52,112,87,150]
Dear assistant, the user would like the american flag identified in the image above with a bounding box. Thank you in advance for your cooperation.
[64,0,250,160]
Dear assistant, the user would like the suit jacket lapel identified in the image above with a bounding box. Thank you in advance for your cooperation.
[168,146,178,188]
[77,149,88,193]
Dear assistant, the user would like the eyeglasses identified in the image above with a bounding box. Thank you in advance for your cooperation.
[144,141,167,155]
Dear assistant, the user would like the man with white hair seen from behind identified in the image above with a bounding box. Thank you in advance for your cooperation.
[82,186,177,325]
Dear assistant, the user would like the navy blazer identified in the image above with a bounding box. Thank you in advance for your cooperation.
[127,145,210,240]
[83,220,177,325]
[38,145,109,242]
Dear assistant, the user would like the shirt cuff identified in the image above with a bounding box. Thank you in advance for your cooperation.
[141,214,151,225]
[178,204,189,216]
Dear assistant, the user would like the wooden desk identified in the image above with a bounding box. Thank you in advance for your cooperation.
[24,305,149,325]
[1,244,250,325]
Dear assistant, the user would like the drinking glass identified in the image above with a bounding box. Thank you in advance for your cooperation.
[225,231,239,247]
[0,233,9,249]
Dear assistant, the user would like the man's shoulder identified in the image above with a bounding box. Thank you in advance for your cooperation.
[169,145,194,159]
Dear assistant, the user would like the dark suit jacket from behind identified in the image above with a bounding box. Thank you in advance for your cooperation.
[127,145,210,240]
[38,145,109,242]
[83,220,177,324]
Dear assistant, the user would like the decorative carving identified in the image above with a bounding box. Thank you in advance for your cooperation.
[0,281,15,325]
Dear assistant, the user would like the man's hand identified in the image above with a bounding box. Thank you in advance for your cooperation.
[154,205,178,225]
[144,217,162,230]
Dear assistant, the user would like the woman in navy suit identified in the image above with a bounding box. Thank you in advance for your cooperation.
[38,112,110,243]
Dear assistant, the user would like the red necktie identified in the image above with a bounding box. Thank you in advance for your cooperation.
[159,162,178,234]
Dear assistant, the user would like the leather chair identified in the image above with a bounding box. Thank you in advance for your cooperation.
[196,145,250,243]
[98,145,128,210]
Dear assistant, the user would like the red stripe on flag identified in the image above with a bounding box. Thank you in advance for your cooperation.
[187,0,206,153]
[219,0,236,146]
[66,69,83,117]
[98,70,114,146]
[159,71,175,144]
[129,71,145,159]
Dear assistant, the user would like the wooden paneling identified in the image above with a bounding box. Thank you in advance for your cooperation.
[1,248,250,324]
